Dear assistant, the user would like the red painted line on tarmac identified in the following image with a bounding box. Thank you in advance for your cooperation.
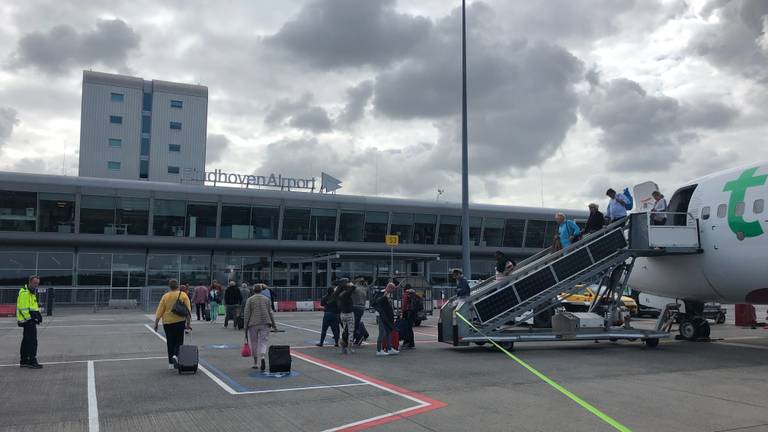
[291,351,447,431]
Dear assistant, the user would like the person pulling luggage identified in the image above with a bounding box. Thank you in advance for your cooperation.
[243,284,277,372]
[224,281,243,329]
[153,279,192,369]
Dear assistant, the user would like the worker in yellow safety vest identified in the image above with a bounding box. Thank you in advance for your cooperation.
[17,275,43,369]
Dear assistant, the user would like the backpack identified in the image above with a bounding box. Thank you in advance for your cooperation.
[622,188,634,210]
[410,293,424,312]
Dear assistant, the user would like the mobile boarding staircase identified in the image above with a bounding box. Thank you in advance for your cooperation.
[438,212,702,349]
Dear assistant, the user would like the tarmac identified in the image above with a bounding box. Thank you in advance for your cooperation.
[2,308,768,432]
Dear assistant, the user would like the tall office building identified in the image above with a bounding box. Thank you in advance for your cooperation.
[79,71,208,182]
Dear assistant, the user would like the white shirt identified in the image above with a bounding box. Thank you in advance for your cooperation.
[652,198,667,222]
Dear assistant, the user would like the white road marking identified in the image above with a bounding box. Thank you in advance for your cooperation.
[717,341,768,350]
[0,323,148,329]
[276,321,321,334]
[0,356,166,368]
[87,361,99,432]
[237,382,368,395]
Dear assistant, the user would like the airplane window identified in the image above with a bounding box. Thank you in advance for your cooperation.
[717,204,727,218]
[755,199,765,214]
[701,206,710,220]
[735,202,745,217]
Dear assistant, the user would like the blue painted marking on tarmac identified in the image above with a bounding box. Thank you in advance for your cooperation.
[198,358,250,393]
[206,344,240,350]
[249,370,301,379]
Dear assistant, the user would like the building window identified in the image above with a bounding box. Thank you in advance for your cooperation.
[139,160,149,179]
[170,100,183,108]
[143,93,152,112]
[142,116,151,134]
[38,193,75,233]
[186,202,217,238]
[413,214,436,245]
[734,202,745,217]
[0,190,37,232]
[109,115,123,124]
[389,213,414,244]
[168,144,181,152]
[107,161,121,170]
[170,122,182,130]
[110,92,124,102]
[502,219,525,248]
[310,208,337,241]
[168,166,180,174]
[701,206,710,220]
[80,195,116,234]
[339,211,364,242]
[469,217,482,246]
[153,199,186,236]
[108,138,122,148]
[220,205,252,239]
[364,211,388,243]
[252,206,280,239]
[115,197,149,235]
[283,207,311,240]
[483,217,506,247]
[140,138,150,156]
[524,220,548,248]
[437,215,461,245]
[755,199,765,214]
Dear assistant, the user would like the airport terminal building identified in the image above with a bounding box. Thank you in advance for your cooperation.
[0,171,586,308]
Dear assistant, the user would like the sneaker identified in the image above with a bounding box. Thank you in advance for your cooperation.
[168,363,175,370]
[260,359,266,372]
[388,349,400,355]
[334,342,339,347]
[376,350,389,356]
[315,343,323,347]
[19,361,31,368]
[29,361,43,369]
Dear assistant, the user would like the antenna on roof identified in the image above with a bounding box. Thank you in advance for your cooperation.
[436,189,444,202]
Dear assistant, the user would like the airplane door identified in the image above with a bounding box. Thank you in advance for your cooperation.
[633,181,659,213]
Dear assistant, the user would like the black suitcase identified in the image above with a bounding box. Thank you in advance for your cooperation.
[236,316,244,330]
[268,345,291,373]
[203,308,211,322]
[176,344,199,374]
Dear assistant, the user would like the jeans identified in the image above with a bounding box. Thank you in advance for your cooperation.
[195,303,206,320]
[224,305,239,327]
[319,312,340,346]
[247,324,271,366]
[209,301,219,322]
[163,321,185,364]
[20,321,38,363]
[339,312,355,351]
[377,319,392,352]
[353,307,368,342]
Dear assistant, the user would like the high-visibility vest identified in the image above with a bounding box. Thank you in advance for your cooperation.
[16,285,39,323]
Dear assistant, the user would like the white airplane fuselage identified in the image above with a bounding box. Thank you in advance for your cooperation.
[628,162,768,304]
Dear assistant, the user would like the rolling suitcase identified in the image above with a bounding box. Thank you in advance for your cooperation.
[268,345,291,373]
[390,328,400,350]
[203,307,211,322]
[176,344,199,375]
[236,316,244,330]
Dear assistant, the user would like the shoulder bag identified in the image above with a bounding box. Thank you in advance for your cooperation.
[171,292,189,317]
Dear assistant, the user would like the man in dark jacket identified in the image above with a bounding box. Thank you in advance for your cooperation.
[335,279,356,354]
[586,203,605,233]
[317,287,340,347]
[453,269,471,298]
[223,281,243,329]
[400,285,416,349]
[372,283,398,356]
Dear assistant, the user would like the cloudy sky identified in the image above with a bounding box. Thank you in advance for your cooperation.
[1,0,767,210]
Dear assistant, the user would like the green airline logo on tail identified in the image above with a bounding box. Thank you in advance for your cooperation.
[723,167,767,238]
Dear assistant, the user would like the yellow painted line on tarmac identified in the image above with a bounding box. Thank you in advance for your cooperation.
[455,312,632,432]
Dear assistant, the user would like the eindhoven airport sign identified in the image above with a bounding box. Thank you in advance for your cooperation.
[182,168,342,193]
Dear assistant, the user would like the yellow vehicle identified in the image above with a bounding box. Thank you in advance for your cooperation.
[560,285,638,316]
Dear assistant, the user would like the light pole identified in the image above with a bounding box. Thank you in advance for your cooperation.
[460,0,472,277]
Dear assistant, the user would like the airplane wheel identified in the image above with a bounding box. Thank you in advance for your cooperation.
[474,341,487,346]
[716,313,726,324]
[679,320,698,340]
[694,318,710,339]
[645,338,659,348]
[499,342,514,351]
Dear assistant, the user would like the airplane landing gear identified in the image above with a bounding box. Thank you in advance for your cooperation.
[678,301,711,341]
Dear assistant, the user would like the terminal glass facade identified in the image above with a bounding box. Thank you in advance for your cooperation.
[39,193,75,233]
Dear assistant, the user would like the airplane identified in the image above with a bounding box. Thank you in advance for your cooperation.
[627,161,768,340]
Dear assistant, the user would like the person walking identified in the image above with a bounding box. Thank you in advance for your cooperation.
[317,287,340,347]
[452,269,471,298]
[17,275,43,369]
[651,191,668,225]
[192,282,209,321]
[224,281,243,329]
[400,285,416,349]
[336,280,356,354]
[262,285,276,312]
[585,203,605,233]
[372,282,398,356]
[243,284,277,372]
[351,279,369,346]
[153,279,192,369]
[208,282,221,324]
[605,188,629,223]
[238,282,250,327]
[494,251,515,280]
[555,212,582,249]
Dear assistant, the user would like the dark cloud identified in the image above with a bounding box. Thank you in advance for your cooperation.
[266,0,431,69]
[688,0,768,80]
[373,3,584,172]
[336,80,374,126]
[580,77,739,171]
[0,107,19,149]
[265,93,333,133]
[7,19,139,75]
[206,133,231,164]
